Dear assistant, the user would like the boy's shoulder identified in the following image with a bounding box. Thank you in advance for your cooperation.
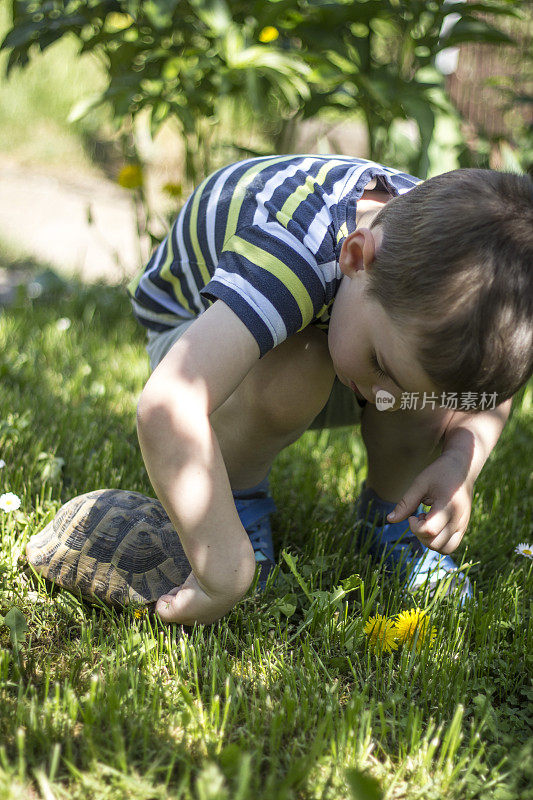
[217,154,422,237]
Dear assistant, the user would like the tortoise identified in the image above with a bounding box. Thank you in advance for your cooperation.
[25,489,191,610]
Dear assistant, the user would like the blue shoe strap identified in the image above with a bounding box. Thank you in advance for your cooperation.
[248,527,274,557]
[234,495,277,530]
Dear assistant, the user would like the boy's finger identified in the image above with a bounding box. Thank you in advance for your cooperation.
[418,524,459,554]
[155,593,175,622]
[411,513,456,551]
[155,590,186,622]
[410,504,450,537]
[436,529,465,554]
[387,485,426,522]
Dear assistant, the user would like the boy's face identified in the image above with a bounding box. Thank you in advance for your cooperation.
[328,227,440,409]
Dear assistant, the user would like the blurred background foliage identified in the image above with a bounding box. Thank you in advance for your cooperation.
[0,0,531,257]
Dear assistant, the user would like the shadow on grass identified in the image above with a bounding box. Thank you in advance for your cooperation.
[0,254,151,491]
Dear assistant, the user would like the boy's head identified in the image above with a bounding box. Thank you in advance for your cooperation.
[364,168,533,406]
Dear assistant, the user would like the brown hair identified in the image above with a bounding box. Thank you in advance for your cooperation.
[367,168,533,407]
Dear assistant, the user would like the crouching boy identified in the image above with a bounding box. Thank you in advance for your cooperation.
[129,155,533,625]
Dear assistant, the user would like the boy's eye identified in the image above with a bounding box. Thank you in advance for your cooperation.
[370,352,388,380]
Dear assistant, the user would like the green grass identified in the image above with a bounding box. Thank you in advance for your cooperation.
[0,249,532,800]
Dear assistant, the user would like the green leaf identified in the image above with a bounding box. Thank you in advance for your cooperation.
[193,0,232,37]
[325,50,358,76]
[440,18,516,49]
[3,607,28,652]
[68,93,105,123]
[1,22,39,51]
[142,0,180,30]
[346,768,383,800]
[218,742,246,781]
[177,683,196,710]
[355,73,395,110]
[279,600,297,617]
[444,2,523,19]
[37,452,65,484]
[401,91,436,175]
[281,550,313,602]
[341,573,362,593]
[195,762,228,800]
[150,100,170,137]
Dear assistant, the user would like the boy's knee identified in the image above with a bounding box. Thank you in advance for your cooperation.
[362,403,454,454]
[246,327,336,435]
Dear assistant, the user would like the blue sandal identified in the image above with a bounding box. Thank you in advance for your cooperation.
[233,493,277,592]
[355,481,473,602]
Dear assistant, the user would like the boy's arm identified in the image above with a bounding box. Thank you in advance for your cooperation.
[136,299,261,625]
[439,398,513,484]
[386,398,513,554]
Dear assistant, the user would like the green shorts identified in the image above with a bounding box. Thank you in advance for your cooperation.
[145,322,366,430]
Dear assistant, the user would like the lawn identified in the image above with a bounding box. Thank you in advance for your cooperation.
[0,249,531,800]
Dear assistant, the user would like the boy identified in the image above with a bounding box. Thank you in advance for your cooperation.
[129,155,533,625]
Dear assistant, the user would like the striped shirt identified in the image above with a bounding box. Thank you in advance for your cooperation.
[129,155,421,357]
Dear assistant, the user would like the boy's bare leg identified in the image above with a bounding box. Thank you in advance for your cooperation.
[209,327,336,491]
[360,402,454,503]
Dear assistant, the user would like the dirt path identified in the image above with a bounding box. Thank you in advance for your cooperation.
[0,157,141,285]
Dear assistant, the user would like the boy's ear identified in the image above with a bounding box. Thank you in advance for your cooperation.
[339,228,379,277]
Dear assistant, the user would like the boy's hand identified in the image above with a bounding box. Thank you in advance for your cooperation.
[155,566,254,626]
[386,451,474,555]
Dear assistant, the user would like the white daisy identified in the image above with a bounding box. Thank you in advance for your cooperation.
[56,317,71,331]
[0,492,21,512]
[0,460,5,469]
[515,543,533,559]
[27,281,43,299]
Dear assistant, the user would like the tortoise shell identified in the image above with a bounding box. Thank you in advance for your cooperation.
[25,489,191,609]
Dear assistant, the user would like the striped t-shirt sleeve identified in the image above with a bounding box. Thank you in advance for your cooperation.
[129,155,422,353]
[200,220,328,357]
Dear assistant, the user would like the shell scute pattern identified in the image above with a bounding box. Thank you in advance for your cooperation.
[153,565,176,597]
[74,556,99,596]
[135,573,152,601]
[115,524,178,574]
[25,489,191,608]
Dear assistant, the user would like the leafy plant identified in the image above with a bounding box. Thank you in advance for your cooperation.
[1,0,525,181]
[281,0,525,176]
[1,0,312,183]
[1,606,28,653]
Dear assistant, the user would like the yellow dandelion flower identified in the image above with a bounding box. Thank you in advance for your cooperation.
[133,607,147,619]
[259,26,279,43]
[394,608,436,651]
[364,614,398,653]
[162,181,183,199]
[117,164,144,189]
